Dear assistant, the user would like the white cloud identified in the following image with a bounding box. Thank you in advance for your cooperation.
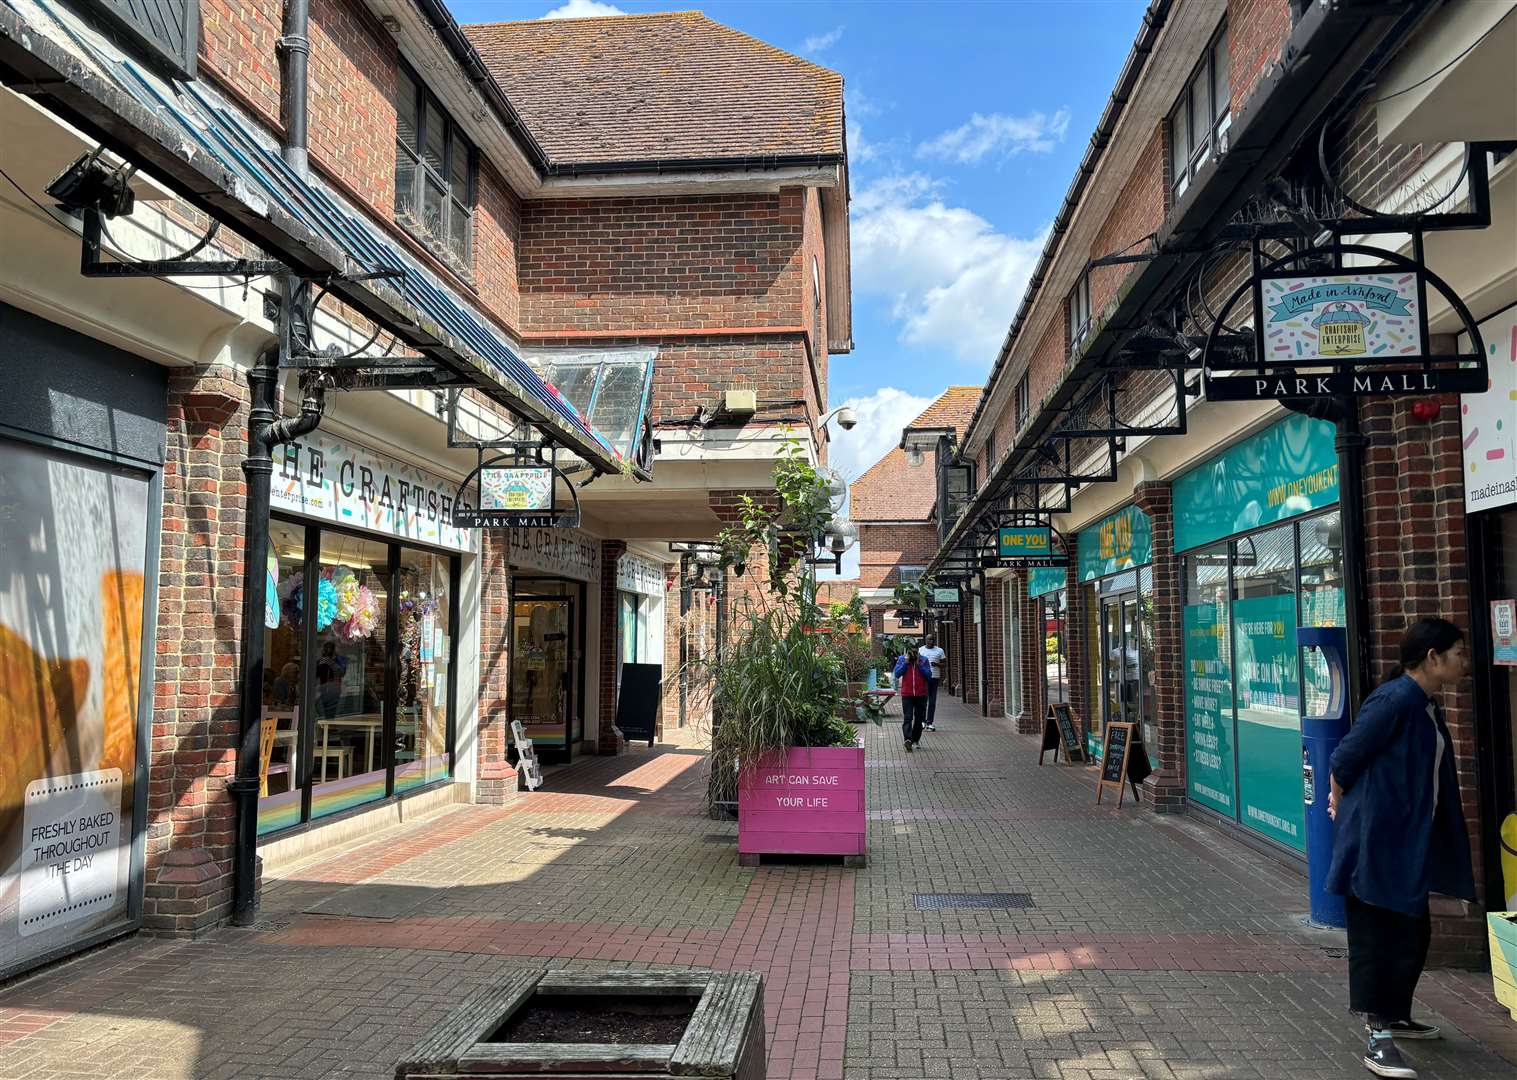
[917,109,1071,164]
[541,0,626,18]
[804,26,845,53]
[851,173,1047,363]
[817,388,933,581]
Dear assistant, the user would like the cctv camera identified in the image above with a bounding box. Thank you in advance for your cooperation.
[836,406,857,431]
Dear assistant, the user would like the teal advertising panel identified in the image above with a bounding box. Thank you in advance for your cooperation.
[998,526,1052,558]
[1077,505,1152,581]
[1172,416,1340,553]
[1184,602,1235,816]
[1028,567,1067,598]
[1232,594,1306,852]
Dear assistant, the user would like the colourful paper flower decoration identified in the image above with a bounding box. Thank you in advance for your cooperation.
[315,577,338,631]
[330,566,360,621]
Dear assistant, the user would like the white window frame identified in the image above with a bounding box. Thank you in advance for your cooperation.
[1067,274,1092,356]
[1168,26,1231,204]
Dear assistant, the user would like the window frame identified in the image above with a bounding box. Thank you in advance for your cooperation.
[394,59,478,273]
[1168,25,1231,205]
[1066,274,1092,356]
[1014,372,1030,430]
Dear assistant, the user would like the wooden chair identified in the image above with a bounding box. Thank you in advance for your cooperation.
[258,708,297,796]
[510,719,543,792]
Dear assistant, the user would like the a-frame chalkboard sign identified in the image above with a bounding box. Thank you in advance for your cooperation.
[1040,703,1086,765]
[1096,721,1138,806]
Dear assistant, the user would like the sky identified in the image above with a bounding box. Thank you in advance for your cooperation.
[446,0,1146,573]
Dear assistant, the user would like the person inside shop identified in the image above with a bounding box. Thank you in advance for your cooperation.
[315,661,342,720]
[1326,617,1476,1080]
[920,636,947,731]
[271,662,300,707]
[894,644,933,752]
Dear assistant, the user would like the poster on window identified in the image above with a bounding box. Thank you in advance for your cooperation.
[1,440,148,977]
[1184,603,1235,816]
[1231,594,1305,852]
[1460,306,1517,513]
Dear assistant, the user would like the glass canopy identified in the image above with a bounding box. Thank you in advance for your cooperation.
[525,348,658,468]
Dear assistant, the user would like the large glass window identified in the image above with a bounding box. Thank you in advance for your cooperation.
[259,518,458,834]
[1299,511,1346,716]
[1184,542,1234,816]
[1168,27,1231,203]
[394,62,476,272]
[1042,590,1069,705]
[1231,524,1304,851]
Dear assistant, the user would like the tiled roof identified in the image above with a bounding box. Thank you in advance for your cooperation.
[851,387,982,522]
[464,12,845,166]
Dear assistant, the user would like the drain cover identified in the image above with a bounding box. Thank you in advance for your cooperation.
[703,833,737,843]
[913,892,1033,910]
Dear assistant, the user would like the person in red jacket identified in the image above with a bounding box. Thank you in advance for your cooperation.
[894,645,933,752]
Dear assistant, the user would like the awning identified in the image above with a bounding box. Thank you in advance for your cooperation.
[523,347,656,471]
[0,0,624,475]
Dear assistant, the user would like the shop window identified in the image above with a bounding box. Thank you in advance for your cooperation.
[1138,566,1158,767]
[259,520,307,835]
[1230,523,1305,852]
[1168,26,1231,204]
[394,548,453,794]
[1043,590,1069,705]
[899,566,925,584]
[1067,274,1092,355]
[394,62,476,273]
[311,533,392,821]
[1298,511,1346,716]
[1183,542,1234,817]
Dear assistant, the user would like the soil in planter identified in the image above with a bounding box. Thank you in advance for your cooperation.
[486,994,699,1045]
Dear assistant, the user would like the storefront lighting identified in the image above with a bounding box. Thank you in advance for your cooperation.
[905,447,925,467]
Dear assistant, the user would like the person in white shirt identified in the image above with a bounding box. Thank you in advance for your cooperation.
[919,637,947,730]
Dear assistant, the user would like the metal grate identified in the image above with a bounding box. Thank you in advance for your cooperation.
[913,892,1034,910]
[703,833,737,843]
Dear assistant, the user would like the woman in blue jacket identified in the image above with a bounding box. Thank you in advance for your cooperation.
[893,645,933,752]
[1327,618,1475,1080]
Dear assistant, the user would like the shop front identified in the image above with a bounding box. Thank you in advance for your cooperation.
[2,305,165,978]
[1074,505,1155,762]
[1174,414,1343,856]
[506,528,601,764]
[1463,304,1517,908]
[1029,567,1070,707]
[256,430,471,836]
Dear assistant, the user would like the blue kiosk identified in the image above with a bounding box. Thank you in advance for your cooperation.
[1298,626,1350,928]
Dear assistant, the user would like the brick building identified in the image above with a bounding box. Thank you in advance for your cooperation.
[0,1,849,976]
[918,0,1516,969]
[848,387,980,695]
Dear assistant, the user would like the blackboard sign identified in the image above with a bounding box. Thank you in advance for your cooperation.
[614,663,662,746]
[1040,704,1085,765]
[1096,721,1135,806]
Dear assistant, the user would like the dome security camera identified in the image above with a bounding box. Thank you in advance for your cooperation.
[835,405,857,431]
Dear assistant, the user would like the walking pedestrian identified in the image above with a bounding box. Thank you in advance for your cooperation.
[894,644,932,752]
[1326,618,1476,1080]
[920,635,946,731]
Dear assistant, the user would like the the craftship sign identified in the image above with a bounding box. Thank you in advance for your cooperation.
[1203,244,1487,402]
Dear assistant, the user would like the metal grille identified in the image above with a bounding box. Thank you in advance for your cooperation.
[913,892,1034,910]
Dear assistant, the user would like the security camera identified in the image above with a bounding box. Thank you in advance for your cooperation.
[835,406,857,431]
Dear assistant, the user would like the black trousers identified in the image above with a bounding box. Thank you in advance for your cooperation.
[1346,894,1431,1023]
[926,678,941,725]
[901,695,926,745]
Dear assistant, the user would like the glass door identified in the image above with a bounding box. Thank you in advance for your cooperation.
[512,596,573,763]
[1101,592,1140,731]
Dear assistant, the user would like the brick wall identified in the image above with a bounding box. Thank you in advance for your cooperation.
[1228,0,1293,111]
[596,541,629,755]
[1066,577,1096,755]
[1360,396,1484,967]
[856,522,939,591]
[1134,481,1186,812]
[476,531,517,804]
[144,366,249,934]
[801,186,829,418]
[984,579,1005,716]
[1015,573,1044,735]
[1089,126,1166,315]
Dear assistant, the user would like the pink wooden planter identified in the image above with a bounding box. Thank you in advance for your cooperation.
[737,746,865,864]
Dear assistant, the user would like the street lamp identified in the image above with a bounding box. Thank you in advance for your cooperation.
[901,425,954,468]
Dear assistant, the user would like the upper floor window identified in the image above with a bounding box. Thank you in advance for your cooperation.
[1015,372,1030,430]
[898,566,926,585]
[1168,27,1231,204]
[395,63,476,273]
[1067,274,1092,355]
[986,429,996,466]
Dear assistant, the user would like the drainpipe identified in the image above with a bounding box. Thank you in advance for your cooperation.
[230,0,318,927]
[1334,398,1373,704]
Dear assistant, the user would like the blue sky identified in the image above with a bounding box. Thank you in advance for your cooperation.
[447,0,1144,499]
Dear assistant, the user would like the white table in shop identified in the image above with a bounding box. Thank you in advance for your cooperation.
[314,713,421,780]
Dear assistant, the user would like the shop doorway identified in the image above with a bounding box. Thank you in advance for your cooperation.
[511,594,576,763]
[1101,591,1141,731]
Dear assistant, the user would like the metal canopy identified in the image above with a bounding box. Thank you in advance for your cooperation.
[0,0,624,475]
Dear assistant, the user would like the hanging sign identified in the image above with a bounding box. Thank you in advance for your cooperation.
[931,587,961,604]
[997,527,1053,558]
[1203,243,1487,402]
[453,454,581,530]
[482,467,552,511]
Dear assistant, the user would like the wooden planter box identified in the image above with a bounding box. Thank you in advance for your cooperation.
[737,746,865,866]
[397,970,764,1079]
[1488,912,1517,1021]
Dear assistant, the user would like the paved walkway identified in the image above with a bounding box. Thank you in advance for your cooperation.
[1,700,1514,1079]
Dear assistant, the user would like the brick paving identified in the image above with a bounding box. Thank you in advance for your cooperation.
[1,700,1514,1079]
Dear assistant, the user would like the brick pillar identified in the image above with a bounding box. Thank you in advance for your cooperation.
[984,578,1005,716]
[475,530,517,804]
[597,540,628,754]
[144,366,247,935]
[1135,481,1186,812]
[662,571,681,733]
[1016,572,1044,735]
[1361,396,1483,967]
[962,598,980,705]
[1066,574,1095,753]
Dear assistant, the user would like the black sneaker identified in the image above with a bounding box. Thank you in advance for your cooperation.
[1386,1020,1440,1040]
[1363,1033,1417,1078]
[904,740,913,752]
